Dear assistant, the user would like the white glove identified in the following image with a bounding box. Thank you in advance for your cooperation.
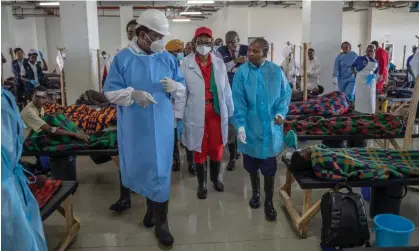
[333,77,338,85]
[160,77,178,93]
[131,90,157,107]
[237,126,247,144]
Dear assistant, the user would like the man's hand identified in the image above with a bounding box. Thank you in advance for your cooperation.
[274,115,284,125]
[30,79,39,86]
[333,77,338,85]
[74,133,89,142]
[39,51,44,60]
[160,77,178,93]
[235,56,247,64]
[237,127,247,144]
[131,90,157,107]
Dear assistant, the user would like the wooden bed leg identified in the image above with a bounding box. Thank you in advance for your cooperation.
[284,169,293,196]
[300,190,312,238]
[112,156,120,169]
[56,196,80,251]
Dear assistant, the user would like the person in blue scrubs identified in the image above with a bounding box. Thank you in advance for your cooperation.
[232,38,291,222]
[103,9,186,246]
[407,46,417,85]
[333,42,358,101]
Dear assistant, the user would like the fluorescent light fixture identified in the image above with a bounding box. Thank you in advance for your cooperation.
[39,2,60,6]
[173,18,191,22]
[187,1,215,4]
[180,11,202,15]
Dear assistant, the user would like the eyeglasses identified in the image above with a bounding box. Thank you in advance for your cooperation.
[196,41,213,47]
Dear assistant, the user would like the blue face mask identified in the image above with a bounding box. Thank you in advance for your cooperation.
[176,52,184,61]
[214,45,221,51]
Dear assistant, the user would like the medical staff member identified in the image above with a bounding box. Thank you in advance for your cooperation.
[104,9,186,246]
[333,42,358,101]
[184,41,194,56]
[21,49,48,99]
[232,38,291,222]
[281,46,299,89]
[407,46,417,85]
[11,48,28,107]
[306,48,321,91]
[165,39,196,175]
[100,51,112,88]
[213,38,223,53]
[180,27,234,200]
[126,19,138,42]
[217,30,248,171]
[351,44,380,114]
[371,41,389,93]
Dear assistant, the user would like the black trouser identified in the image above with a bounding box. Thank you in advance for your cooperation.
[228,138,237,160]
[119,170,131,199]
[173,128,180,165]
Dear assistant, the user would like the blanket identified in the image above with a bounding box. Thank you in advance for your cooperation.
[310,144,419,180]
[44,103,116,133]
[28,176,63,209]
[24,114,117,152]
[284,113,404,137]
[288,91,350,116]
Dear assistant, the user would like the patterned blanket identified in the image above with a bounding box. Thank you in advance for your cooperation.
[24,114,117,152]
[288,91,350,116]
[284,113,404,137]
[28,175,63,209]
[44,103,116,133]
[310,144,419,180]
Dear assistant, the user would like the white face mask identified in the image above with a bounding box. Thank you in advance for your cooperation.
[145,33,165,54]
[197,45,212,56]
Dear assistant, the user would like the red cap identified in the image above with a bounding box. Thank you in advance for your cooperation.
[194,27,212,39]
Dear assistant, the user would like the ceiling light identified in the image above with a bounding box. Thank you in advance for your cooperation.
[39,2,60,6]
[180,11,202,15]
[187,1,215,4]
[173,18,191,22]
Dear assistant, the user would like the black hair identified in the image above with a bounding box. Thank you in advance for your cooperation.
[14,48,23,54]
[135,25,151,37]
[371,41,379,48]
[308,48,315,52]
[250,37,269,57]
[126,19,137,32]
[33,85,47,94]
[225,31,239,42]
[317,85,324,94]
[341,41,351,50]
[290,151,312,173]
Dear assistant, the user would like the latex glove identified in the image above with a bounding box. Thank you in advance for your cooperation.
[333,77,338,85]
[30,79,39,86]
[131,90,157,107]
[160,77,178,93]
[274,114,284,125]
[237,126,247,144]
[39,51,44,60]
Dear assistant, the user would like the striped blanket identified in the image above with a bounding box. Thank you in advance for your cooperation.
[311,144,419,180]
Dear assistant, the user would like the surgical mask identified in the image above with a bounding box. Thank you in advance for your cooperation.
[145,33,165,54]
[176,52,184,61]
[196,45,212,56]
[213,45,221,51]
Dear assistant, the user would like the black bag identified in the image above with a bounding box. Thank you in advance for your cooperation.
[321,183,370,248]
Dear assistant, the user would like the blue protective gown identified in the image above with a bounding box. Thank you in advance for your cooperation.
[352,56,379,74]
[333,51,358,101]
[231,61,292,159]
[1,89,48,251]
[103,48,185,203]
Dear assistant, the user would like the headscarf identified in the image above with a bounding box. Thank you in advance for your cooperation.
[165,39,184,52]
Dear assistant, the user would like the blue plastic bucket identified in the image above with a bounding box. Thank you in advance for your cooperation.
[361,187,370,201]
[374,214,415,247]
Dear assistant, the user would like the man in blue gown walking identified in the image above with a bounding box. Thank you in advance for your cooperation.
[104,9,186,246]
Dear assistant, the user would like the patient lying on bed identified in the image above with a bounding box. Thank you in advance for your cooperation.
[291,144,419,181]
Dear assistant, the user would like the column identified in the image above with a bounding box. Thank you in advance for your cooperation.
[359,8,373,50]
[1,6,15,78]
[119,5,134,48]
[60,0,100,104]
[302,0,343,93]
[35,17,49,63]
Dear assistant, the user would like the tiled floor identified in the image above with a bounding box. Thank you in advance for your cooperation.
[42,141,419,251]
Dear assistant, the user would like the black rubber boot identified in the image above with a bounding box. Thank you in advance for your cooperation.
[143,198,155,228]
[196,163,208,199]
[249,172,261,209]
[109,171,131,212]
[210,160,224,192]
[226,142,236,171]
[154,200,174,246]
[264,176,277,222]
[186,149,196,175]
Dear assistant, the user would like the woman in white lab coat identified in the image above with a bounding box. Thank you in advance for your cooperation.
[179,27,234,200]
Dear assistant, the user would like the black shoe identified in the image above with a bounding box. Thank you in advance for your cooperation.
[210,160,224,192]
[172,161,180,172]
[264,176,277,222]
[154,200,174,246]
[249,173,260,209]
[109,197,131,212]
[188,163,197,175]
[196,163,208,199]
[143,198,155,228]
[226,159,236,171]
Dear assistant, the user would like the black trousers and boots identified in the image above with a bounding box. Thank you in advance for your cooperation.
[109,171,131,212]
[143,199,174,246]
[196,160,224,199]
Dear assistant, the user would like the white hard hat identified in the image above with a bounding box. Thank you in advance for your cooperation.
[28,49,38,55]
[136,9,170,36]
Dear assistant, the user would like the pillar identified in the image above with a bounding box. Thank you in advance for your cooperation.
[60,0,100,104]
[35,17,49,63]
[120,5,134,48]
[359,8,373,50]
[302,0,343,93]
[1,6,15,78]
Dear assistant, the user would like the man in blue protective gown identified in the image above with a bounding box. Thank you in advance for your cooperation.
[103,9,186,246]
[333,42,358,101]
[231,38,291,222]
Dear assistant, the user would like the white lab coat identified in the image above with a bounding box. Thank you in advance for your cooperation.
[306,58,321,90]
[281,57,299,88]
[100,55,112,83]
[179,53,234,152]
[355,61,378,114]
